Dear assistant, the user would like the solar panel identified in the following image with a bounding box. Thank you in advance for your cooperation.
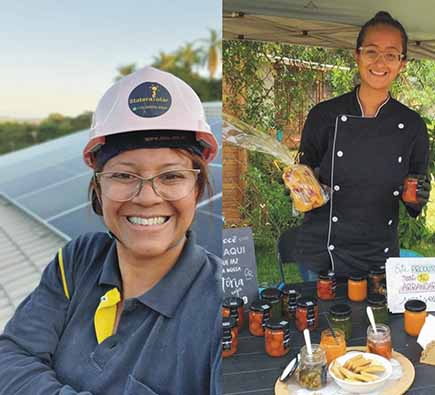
[0,103,223,257]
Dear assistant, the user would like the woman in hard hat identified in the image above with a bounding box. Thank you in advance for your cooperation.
[281,11,430,279]
[0,67,221,395]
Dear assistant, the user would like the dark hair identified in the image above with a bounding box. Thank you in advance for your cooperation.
[356,11,408,58]
[88,148,212,216]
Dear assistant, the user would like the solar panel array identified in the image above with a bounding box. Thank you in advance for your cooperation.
[0,103,222,256]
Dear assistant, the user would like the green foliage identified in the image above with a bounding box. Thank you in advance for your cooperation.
[0,112,92,155]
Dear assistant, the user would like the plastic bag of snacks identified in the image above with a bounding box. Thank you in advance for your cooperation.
[223,113,329,213]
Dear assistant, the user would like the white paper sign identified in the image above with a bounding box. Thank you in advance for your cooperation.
[386,258,435,313]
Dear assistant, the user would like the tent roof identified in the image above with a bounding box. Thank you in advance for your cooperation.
[223,0,435,59]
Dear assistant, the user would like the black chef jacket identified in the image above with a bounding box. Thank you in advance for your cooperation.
[292,87,429,276]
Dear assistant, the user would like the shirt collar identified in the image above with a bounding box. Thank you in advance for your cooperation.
[352,86,391,117]
[98,231,206,319]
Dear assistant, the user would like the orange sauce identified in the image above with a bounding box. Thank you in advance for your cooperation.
[320,329,346,364]
[404,310,427,337]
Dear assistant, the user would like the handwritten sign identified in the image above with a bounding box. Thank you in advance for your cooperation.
[222,227,258,307]
[386,258,435,313]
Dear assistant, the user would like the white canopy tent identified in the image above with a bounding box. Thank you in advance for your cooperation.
[223,0,435,59]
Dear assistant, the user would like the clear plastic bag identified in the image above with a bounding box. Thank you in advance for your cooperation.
[223,113,329,213]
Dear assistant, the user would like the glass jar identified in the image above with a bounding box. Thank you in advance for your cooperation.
[347,274,367,302]
[281,285,301,319]
[367,323,392,359]
[368,265,386,295]
[317,271,336,301]
[222,317,238,358]
[320,329,347,364]
[367,294,389,324]
[329,303,352,340]
[404,300,427,337]
[297,344,327,390]
[264,320,290,357]
[402,176,418,204]
[249,301,270,337]
[261,288,282,320]
[296,297,318,332]
[222,297,244,330]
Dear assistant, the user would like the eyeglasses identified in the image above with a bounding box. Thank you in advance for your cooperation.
[358,46,405,65]
[95,169,200,202]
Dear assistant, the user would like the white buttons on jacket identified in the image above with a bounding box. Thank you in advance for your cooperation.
[337,151,343,157]
[393,190,400,196]
[398,123,404,129]
[334,185,340,191]
[332,216,338,222]
[328,244,335,251]
[341,115,348,122]
[388,219,393,226]
[398,156,402,163]
[384,248,389,253]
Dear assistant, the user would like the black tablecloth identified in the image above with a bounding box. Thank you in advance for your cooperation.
[223,282,435,395]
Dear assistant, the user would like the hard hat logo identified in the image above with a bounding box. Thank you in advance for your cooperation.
[128,81,172,118]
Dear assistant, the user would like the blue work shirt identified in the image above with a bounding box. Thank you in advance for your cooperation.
[0,231,222,395]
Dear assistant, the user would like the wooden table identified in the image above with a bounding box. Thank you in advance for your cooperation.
[223,282,435,395]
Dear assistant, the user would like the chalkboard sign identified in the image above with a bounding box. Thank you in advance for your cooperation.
[386,257,435,313]
[222,227,258,307]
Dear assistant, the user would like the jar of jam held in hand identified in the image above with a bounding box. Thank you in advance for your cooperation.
[261,288,282,320]
[222,317,238,358]
[347,274,367,302]
[296,298,318,332]
[368,265,386,295]
[329,303,352,340]
[249,301,271,337]
[367,294,389,325]
[320,329,347,365]
[367,323,392,359]
[281,285,301,319]
[297,344,327,390]
[222,297,244,330]
[317,271,336,301]
[402,175,419,204]
[264,320,290,357]
[404,300,427,337]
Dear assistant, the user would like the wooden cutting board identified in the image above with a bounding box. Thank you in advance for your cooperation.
[274,346,415,395]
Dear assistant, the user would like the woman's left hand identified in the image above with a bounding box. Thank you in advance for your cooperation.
[404,174,431,211]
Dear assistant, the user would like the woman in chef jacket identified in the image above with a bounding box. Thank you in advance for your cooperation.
[282,11,431,279]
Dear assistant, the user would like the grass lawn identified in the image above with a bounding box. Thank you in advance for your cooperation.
[255,182,435,285]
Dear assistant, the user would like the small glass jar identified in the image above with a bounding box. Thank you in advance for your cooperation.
[404,300,427,337]
[296,297,318,332]
[264,320,290,357]
[329,303,352,340]
[347,274,367,302]
[281,285,301,319]
[249,301,270,337]
[367,294,389,324]
[316,271,336,301]
[297,344,327,390]
[402,176,419,204]
[222,297,244,330]
[286,289,301,320]
[261,288,282,320]
[367,323,392,359]
[368,265,386,295]
[320,329,347,365]
[222,317,238,358]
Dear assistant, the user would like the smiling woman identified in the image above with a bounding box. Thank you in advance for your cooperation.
[0,67,222,395]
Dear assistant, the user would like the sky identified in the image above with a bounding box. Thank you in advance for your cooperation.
[1,0,221,119]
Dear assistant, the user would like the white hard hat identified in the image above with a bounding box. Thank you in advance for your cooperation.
[83,66,218,168]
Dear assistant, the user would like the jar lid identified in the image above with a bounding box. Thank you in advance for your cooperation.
[265,320,289,330]
[329,303,352,317]
[349,273,366,281]
[319,270,335,280]
[222,317,237,328]
[250,300,271,312]
[369,265,386,275]
[261,287,282,301]
[367,294,386,306]
[297,297,318,308]
[405,299,427,312]
[281,284,300,295]
[223,296,244,308]
[279,353,300,382]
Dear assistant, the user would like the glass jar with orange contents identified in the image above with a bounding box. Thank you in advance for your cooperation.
[320,329,347,364]
[222,297,244,330]
[317,271,336,301]
[249,301,270,337]
[404,300,427,337]
[264,320,290,357]
[367,323,392,359]
[347,274,367,302]
[222,317,238,358]
[296,298,318,331]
